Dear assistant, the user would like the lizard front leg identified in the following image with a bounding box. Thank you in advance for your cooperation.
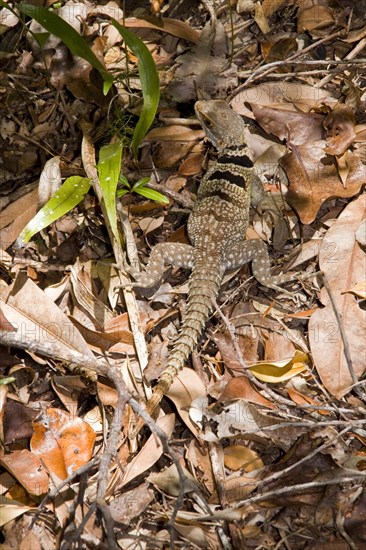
[224,239,296,292]
[128,243,194,288]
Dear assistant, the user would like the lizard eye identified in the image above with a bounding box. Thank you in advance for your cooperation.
[205,119,214,129]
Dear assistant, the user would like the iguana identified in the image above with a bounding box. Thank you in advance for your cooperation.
[127,100,295,435]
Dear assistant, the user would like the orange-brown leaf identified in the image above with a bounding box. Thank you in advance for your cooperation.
[31,408,95,480]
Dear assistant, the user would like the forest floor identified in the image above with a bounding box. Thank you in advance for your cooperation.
[0,1,365,549]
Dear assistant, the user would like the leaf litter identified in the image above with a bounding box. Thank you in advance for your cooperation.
[0,1,365,549]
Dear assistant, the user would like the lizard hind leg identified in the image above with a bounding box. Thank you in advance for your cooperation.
[225,239,296,292]
[130,242,194,288]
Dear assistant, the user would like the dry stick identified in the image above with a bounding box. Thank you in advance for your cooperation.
[317,36,366,88]
[96,368,129,548]
[237,58,366,78]
[0,331,210,543]
[64,501,97,550]
[320,271,357,385]
[30,458,99,529]
[190,473,366,522]
[97,367,129,500]
[96,499,117,550]
[232,29,347,92]
[247,419,366,431]
[254,68,362,78]
[256,425,352,489]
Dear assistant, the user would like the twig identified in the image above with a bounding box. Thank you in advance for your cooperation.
[256,425,351,489]
[189,473,366,522]
[232,29,347,92]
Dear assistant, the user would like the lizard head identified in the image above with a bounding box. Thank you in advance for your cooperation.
[195,100,247,151]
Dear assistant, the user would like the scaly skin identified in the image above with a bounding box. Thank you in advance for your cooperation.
[129,100,294,435]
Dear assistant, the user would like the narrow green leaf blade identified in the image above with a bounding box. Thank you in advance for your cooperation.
[18,3,114,93]
[135,187,169,204]
[111,19,160,155]
[132,177,152,189]
[18,176,91,244]
[116,189,129,198]
[98,141,123,243]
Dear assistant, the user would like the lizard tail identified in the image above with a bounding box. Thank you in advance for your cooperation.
[131,260,223,437]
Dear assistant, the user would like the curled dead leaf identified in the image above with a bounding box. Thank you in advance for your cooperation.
[282,142,366,224]
[249,350,309,383]
[31,408,96,480]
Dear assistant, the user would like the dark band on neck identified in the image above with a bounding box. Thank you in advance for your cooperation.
[207,169,247,188]
[218,153,253,168]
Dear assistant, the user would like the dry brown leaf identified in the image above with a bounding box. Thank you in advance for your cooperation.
[2,274,94,358]
[103,313,135,343]
[147,463,199,496]
[209,474,259,504]
[121,414,175,487]
[0,188,38,249]
[254,1,270,34]
[138,215,164,236]
[0,496,33,528]
[70,264,114,329]
[213,330,259,370]
[178,152,205,176]
[251,104,324,145]
[3,401,35,443]
[231,82,337,119]
[0,308,16,332]
[31,408,96,481]
[186,439,215,494]
[152,141,196,169]
[168,21,233,102]
[262,0,288,17]
[218,376,277,410]
[324,105,356,155]
[297,0,336,33]
[123,16,200,44]
[174,523,220,548]
[282,142,366,224]
[0,450,49,496]
[167,367,206,436]
[1,274,94,360]
[261,36,298,64]
[309,194,366,397]
[109,483,154,524]
[249,350,309,383]
[287,388,330,415]
[223,445,264,472]
[145,125,204,141]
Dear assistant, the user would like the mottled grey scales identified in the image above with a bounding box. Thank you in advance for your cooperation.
[129,100,295,434]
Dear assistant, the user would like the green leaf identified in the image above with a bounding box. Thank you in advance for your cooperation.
[18,3,114,94]
[119,174,130,188]
[116,189,130,198]
[17,176,91,244]
[132,177,152,190]
[98,141,123,243]
[110,19,160,155]
[135,187,169,204]
[33,32,52,49]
